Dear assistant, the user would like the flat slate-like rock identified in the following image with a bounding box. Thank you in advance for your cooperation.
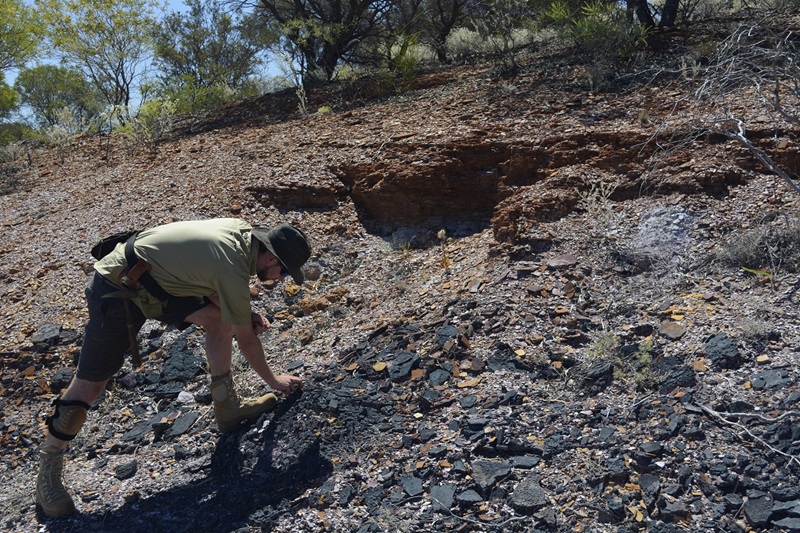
[471,460,511,491]
[510,473,548,514]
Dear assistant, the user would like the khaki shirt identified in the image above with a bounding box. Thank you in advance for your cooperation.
[95,218,259,324]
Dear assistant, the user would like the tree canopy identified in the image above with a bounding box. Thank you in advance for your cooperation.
[0,0,43,73]
[151,0,269,111]
[36,0,160,116]
[14,64,104,127]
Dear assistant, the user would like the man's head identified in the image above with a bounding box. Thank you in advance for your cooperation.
[251,223,311,284]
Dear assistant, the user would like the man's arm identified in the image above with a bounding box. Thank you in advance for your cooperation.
[233,323,303,394]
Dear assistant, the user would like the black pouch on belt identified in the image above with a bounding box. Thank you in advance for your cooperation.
[91,230,139,260]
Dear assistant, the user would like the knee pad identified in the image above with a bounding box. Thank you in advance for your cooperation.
[45,398,90,441]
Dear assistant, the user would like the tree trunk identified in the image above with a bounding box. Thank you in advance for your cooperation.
[627,0,655,29]
[660,0,679,28]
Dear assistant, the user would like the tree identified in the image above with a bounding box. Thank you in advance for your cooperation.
[256,0,393,83]
[14,65,104,128]
[36,0,159,120]
[152,0,267,111]
[0,77,18,121]
[0,0,43,73]
[421,0,473,64]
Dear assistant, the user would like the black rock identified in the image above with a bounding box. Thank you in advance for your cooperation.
[659,498,689,521]
[773,517,800,532]
[471,460,511,491]
[743,493,774,528]
[388,351,419,381]
[31,323,61,346]
[705,333,741,370]
[50,368,73,391]
[510,474,548,514]
[459,395,477,409]
[456,489,483,506]
[115,460,138,480]
[58,328,80,344]
[773,487,800,501]
[467,417,489,429]
[639,474,661,508]
[543,434,567,458]
[513,456,540,469]
[641,441,663,455]
[598,494,625,523]
[583,360,614,395]
[120,409,175,442]
[400,475,424,497]
[161,342,205,382]
[164,411,199,438]
[654,357,696,392]
[338,484,356,506]
[430,483,456,512]
[750,368,792,390]
[418,389,441,408]
[153,382,185,399]
[723,493,744,511]
[605,456,630,483]
[428,369,450,386]
[597,427,616,442]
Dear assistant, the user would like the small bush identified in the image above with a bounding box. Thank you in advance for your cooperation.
[0,141,27,164]
[119,99,177,154]
[546,0,648,87]
[717,218,800,274]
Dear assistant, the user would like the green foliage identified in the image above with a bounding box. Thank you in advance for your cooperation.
[587,331,620,359]
[258,0,392,84]
[43,107,82,161]
[0,0,43,73]
[386,33,419,80]
[0,121,37,146]
[610,337,658,391]
[38,0,159,114]
[0,77,19,121]
[14,65,104,129]
[472,0,534,76]
[118,98,177,154]
[152,0,266,110]
[152,75,236,114]
[546,0,647,65]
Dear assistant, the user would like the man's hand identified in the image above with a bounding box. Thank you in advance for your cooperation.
[270,374,304,394]
[251,312,270,335]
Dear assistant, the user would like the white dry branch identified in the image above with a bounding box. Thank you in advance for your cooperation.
[650,18,800,196]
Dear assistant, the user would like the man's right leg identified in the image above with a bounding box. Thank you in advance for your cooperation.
[37,377,108,517]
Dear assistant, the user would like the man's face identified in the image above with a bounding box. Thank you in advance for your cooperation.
[257,253,289,282]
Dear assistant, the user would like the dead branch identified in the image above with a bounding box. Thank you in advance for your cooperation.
[698,404,800,468]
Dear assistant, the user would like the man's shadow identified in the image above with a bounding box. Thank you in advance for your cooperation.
[44,392,333,533]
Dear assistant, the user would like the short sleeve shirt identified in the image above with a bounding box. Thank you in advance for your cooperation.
[95,218,259,324]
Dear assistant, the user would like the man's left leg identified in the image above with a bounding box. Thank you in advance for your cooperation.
[37,377,108,517]
[185,303,277,432]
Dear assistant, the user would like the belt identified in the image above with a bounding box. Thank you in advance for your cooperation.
[122,234,171,302]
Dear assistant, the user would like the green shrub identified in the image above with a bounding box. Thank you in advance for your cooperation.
[546,0,648,65]
[119,99,177,154]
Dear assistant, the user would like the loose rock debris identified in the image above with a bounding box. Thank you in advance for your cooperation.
[2,28,800,533]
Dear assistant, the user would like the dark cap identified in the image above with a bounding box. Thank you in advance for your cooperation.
[251,223,311,284]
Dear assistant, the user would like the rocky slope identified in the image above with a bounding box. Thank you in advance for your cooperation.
[1,20,800,533]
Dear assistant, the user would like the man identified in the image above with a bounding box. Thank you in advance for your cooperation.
[35,218,312,518]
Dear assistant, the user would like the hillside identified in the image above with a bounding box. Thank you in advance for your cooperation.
[2,17,800,533]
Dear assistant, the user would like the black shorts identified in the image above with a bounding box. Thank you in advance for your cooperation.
[76,273,210,382]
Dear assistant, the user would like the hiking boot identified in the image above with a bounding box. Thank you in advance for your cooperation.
[35,446,76,518]
[210,374,277,432]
